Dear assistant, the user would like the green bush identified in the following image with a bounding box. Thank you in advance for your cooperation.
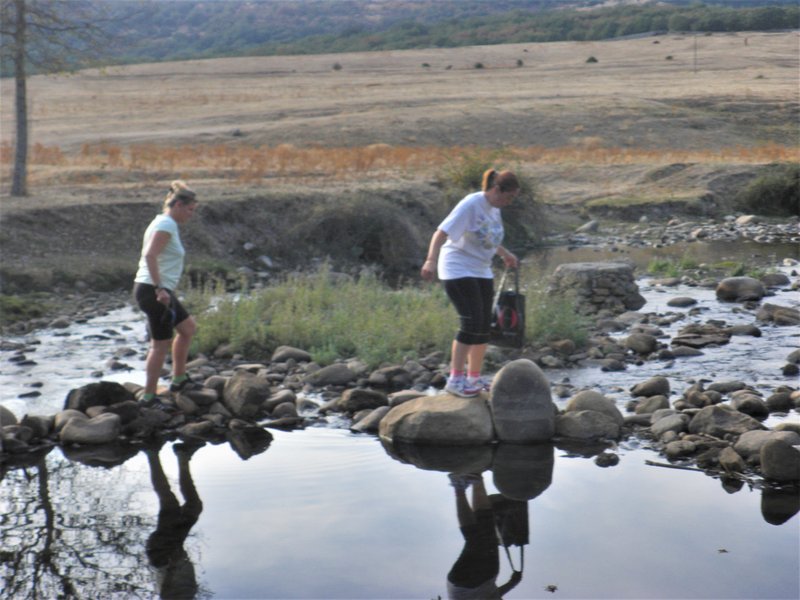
[735,162,799,217]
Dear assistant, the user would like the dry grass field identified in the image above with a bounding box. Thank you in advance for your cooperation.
[0,31,797,290]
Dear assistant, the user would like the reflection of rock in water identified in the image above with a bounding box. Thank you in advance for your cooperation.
[492,444,554,501]
[380,438,493,474]
[761,488,800,526]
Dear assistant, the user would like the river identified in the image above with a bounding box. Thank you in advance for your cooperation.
[1,240,798,599]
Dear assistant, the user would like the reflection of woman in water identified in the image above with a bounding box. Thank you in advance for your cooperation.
[145,442,204,600]
[446,473,521,600]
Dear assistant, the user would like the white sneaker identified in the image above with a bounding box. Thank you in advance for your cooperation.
[469,376,493,392]
[445,377,481,398]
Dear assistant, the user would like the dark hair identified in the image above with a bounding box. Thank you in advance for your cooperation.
[482,169,520,193]
[164,180,197,209]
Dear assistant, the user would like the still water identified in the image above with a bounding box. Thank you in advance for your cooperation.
[1,239,799,599]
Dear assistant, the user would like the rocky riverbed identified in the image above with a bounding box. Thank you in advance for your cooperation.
[2,215,799,488]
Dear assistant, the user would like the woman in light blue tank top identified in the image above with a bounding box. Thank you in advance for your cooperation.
[133,180,199,404]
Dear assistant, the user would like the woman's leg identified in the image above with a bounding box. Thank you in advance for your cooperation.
[171,316,196,379]
[145,339,171,395]
[444,278,492,374]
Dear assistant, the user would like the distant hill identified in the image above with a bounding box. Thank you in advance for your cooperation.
[3,0,798,74]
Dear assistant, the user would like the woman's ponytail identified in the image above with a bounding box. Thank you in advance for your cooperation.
[481,168,497,192]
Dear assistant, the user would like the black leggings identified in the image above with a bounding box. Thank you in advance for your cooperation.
[443,277,494,346]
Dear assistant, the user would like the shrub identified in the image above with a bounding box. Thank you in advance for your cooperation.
[474,62,484,69]
[586,56,598,63]
[516,59,524,67]
[332,62,342,71]
[734,162,799,216]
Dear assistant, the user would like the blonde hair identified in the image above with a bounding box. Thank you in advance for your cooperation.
[164,180,197,209]
[481,169,520,193]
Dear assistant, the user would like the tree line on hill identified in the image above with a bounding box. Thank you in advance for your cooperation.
[15,0,797,71]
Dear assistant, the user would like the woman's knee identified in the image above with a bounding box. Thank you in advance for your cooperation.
[176,316,197,338]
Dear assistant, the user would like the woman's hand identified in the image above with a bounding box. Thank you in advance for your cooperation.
[155,287,170,305]
[498,246,519,269]
[420,259,437,282]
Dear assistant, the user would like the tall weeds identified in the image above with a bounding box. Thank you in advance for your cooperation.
[4,141,796,186]
[188,264,589,368]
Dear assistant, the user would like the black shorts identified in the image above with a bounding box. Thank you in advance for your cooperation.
[134,283,190,342]
[447,509,499,588]
[443,277,494,345]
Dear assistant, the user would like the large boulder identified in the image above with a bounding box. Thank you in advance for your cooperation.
[64,381,136,412]
[223,370,272,418]
[630,376,670,398]
[337,388,388,413]
[304,363,357,386]
[565,390,624,427]
[379,394,494,445]
[59,413,121,445]
[555,410,621,440]
[688,404,765,437]
[715,276,766,302]
[760,439,800,482]
[489,359,556,443]
[734,430,800,461]
[0,405,17,426]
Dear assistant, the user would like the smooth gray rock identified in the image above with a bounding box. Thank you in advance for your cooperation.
[555,410,620,440]
[688,404,765,437]
[651,413,689,438]
[379,394,494,445]
[0,405,17,426]
[565,389,624,427]
[716,276,766,302]
[733,430,800,460]
[304,363,357,386]
[489,359,556,443]
[337,388,388,413]
[271,345,312,363]
[223,370,272,418]
[630,376,670,398]
[760,439,800,482]
[59,413,121,445]
[351,406,390,434]
[625,333,658,355]
[635,395,670,415]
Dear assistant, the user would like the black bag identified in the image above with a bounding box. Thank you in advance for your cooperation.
[489,268,525,349]
[490,494,528,573]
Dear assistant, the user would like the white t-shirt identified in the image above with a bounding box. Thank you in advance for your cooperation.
[437,191,504,280]
[134,214,185,290]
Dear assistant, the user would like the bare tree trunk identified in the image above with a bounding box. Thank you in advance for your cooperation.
[11,0,28,197]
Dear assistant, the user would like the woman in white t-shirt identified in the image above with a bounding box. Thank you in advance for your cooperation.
[133,180,199,404]
[421,169,520,397]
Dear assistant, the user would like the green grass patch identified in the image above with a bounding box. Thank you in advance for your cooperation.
[0,294,49,326]
[189,265,455,367]
[646,254,700,278]
[526,284,589,347]
[189,265,588,367]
